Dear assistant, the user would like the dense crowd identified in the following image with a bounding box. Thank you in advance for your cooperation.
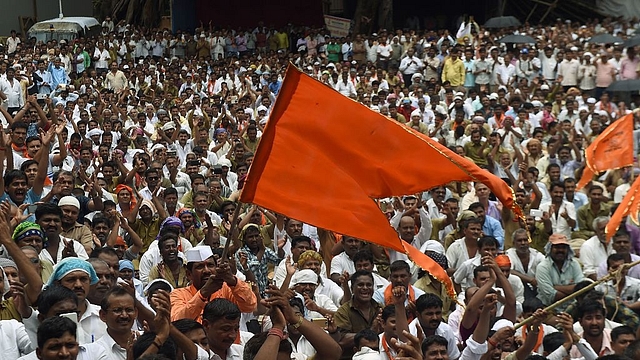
[2,12,640,360]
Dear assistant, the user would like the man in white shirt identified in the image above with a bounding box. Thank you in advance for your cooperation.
[92,43,111,75]
[330,236,363,285]
[373,260,425,307]
[580,216,614,280]
[0,68,25,113]
[399,48,424,85]
[6,30,21,54]
[96,286,139,360]
[408,293,461,360]
[290,269,337,319]
[506,229,545,295]
[597,253,640,307]
[203,299,245,360]
[538,181,577,239]
[46,257,106,344]
[557,47,580,90]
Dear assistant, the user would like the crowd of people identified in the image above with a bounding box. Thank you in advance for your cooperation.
[2,11,640,360]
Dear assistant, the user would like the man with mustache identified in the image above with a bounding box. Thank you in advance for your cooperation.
[170,246,256,323]
[47,257,105,344]
[408,293,460,360]
[536,234,583,309]
[36,203,88,265]
[86,259,115,306]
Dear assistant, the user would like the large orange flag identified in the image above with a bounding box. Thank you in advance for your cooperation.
[577,113,634,190]
[241,65,520,301]
[606,175,640,242]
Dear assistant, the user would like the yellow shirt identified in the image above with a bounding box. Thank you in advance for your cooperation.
[442,57,465,86]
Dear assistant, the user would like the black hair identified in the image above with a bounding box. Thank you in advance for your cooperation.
[172,318,205,334]
[91,215,112,229]
[20,159,38,172]
[612,325,635,342]
[522,298,545,314]
[38,285,79,317]
[607,253,626,269]
[421,335,448,355]
[389,260,410,274]
[203,298,241,323]
[468,202,485,211]
[37,316,77,348]
[473,265,490,279]
[477,236,499,250]
[100,286,135,312]
[163,187,178,197]
[542,332,566,354]
[381,305,396,322]
[352,250,374,264]
[3,169,27,187]
[354,329,378,348]
[577,299,605,320]
[416,293,443,313]
[158,233,179,253]
[11,121,28,131]
[350,270,374,288]
[243,332,292,360]
[90,247,119,259]
[35,202,63,221]
[291,235,312,249]
[132,332,177,359]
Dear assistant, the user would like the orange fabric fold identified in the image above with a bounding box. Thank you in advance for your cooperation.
[606,175,640,243]
[577,113,634,190]
[241,65,521,301]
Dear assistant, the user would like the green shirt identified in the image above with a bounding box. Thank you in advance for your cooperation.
[327,43,342,63]
[334,299,382,359]
[536,257,584,308]
[573,203,611,240]
[464,141,488,167]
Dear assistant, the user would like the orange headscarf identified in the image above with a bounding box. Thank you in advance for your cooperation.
[495,255,511,268]
[115,184,137,207]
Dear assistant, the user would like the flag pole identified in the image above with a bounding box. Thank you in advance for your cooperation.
[514,259,640,330]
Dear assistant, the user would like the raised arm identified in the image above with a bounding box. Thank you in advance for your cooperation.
[0,201,44,305]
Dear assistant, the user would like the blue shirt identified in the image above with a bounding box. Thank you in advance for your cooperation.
[483,215,505,250]
[0,188,42,222]
[566,192,588,212]
[268,81,282,95]
[463,60,475,87]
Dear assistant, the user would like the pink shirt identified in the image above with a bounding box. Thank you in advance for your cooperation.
[595,60,615,88]
[620,57,640,80]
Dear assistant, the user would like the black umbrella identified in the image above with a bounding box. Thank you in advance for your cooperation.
[607,80,640,92]
[587,33,623,44]
[484,16,521,29]
[623,36,640,48]
[498,34,536,44]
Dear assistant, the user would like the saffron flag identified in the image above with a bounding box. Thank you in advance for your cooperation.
[241,65,521,301]
[606,175,640,242]
[577,113,634,190]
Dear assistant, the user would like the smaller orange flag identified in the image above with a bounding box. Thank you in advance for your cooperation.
[577,113,634,190]
[606,175,640,243]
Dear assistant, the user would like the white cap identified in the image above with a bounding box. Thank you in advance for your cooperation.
[59,196,80,209]
[185,246,213,263]
[86,128,103,137]
[540,84,550,90]
[218,158,232,168]
[257,105,268,113]
[151,143,166,152]
[162,122,176,131]
[570,46,579,52]
[587,97,596,104]
[410,109,422,118]
[531,100,543,108]
[290,269,319,286]
[491,319,515,331]
[489,93,499,100]
[420,240,445,254]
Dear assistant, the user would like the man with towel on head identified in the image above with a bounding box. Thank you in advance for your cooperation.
[170,245,256,323]
[45,257,105,344]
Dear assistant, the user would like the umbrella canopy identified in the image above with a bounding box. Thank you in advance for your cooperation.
[623,36,640,48]
[587,33,623,44]
[498,34,536,44]
[484,16,521,29]
[607,79,640,92]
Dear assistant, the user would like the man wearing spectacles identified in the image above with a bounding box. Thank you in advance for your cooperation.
[97,286,138,359]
